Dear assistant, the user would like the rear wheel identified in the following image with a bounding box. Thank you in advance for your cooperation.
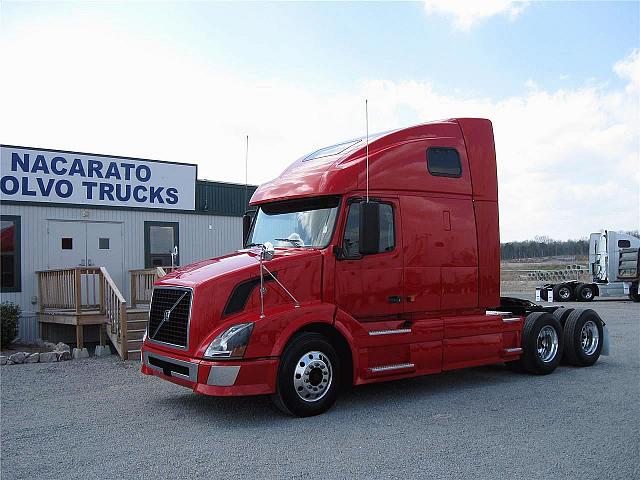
[553,283,574,302]
[563,309,603,367]
[552,307,574,327]
[576,283,595,302]
[509,312,563,375]
[271,332,340,417]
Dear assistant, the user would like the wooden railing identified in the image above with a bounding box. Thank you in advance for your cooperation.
[100,267,128,358]
[129,267,170,307]
[37,267,102,313]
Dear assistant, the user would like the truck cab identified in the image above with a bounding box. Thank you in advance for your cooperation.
[141,118,605,416]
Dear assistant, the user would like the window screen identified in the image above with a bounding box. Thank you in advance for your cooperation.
[427,147,462,178]
[342,202,395,258]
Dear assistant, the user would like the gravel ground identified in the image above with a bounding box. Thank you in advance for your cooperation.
[2,299,638,479]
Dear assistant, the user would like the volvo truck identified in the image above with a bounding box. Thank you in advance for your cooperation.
[141,118,608,416]
[538,230,640,302]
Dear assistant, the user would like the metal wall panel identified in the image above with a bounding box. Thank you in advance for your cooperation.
[0,204,244,328]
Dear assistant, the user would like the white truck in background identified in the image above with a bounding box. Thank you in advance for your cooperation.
[538,230,640,303]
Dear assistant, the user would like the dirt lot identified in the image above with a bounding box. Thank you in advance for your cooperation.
[1,299,638,480]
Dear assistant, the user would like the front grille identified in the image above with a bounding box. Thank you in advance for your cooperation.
[148,287,192,348]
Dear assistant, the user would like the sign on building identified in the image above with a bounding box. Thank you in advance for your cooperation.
[0,146,197,210]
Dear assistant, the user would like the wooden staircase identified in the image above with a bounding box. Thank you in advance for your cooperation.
[37,267,167,360]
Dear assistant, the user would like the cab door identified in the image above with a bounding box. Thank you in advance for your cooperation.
[334,197,403,321]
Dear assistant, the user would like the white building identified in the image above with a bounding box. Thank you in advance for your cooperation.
[0,144,255,345]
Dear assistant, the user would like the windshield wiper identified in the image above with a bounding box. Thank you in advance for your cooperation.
[274,238,303,247]
[244,243,263,248]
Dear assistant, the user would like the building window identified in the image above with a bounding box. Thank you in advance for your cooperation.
[144,222,179,268]
[342,201,395,258]
[427,147,462,178]
[61,238,73,250]
[1,215,21,293]
[99,238,110,250]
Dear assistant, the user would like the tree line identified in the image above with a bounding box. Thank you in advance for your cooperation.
[501,231,639,260]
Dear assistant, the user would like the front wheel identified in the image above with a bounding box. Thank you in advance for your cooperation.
[271,332,340,417]
[576,283,595,302]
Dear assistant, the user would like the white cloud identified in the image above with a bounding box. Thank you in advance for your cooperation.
[1,18,638,241]
[423,0,528,30]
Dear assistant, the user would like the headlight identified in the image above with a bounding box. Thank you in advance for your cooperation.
[204,323,254,359]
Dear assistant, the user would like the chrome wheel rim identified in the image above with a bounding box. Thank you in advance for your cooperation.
[293,351,333,402]
[581,320,599,355]
[537,326,559,363]
[559,287,571,300]
[582,288,593,300]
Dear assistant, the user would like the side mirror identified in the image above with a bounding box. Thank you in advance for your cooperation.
[262,242,275,261]
[359,201,380,255]
[242,213,253,247]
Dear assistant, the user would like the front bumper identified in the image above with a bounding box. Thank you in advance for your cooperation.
[141,343,278,396]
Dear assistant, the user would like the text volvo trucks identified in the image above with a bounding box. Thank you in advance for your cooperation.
[141,118,607,417]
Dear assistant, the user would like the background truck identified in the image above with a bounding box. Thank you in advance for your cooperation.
[538,230,640,302]
[141,118,608,417]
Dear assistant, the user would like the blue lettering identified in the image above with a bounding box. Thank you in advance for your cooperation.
[32,155,50,174]
[55,180,73,198]
[21,177,36,196]
[149,186,164,204]
[87,160,103,178]
[82,181,98,199]
[36,178,55,196]
[133,185,147,202]
[136,165,151,182]
[99,182,114,201]
[115,184,131,201]
[69,159,86,176]
[165,187,178,205]
[104,162,122,180]
[11,153,29,172]
[51,156,68,175]
[0,176,19,195]
[121,163,135,180]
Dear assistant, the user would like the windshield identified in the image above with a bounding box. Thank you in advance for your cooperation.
[248,196,340,248]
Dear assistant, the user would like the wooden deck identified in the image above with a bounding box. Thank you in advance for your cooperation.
[37,267,166,359]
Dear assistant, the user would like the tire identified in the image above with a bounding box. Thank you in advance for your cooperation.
[575,283,595,302]
[553,283,574,302]
[510,312,563,375]
[539,287,549,301]
[563,309,603,367]
[552,307,575,328]
[629,283,640,302]
[271,332,340,417]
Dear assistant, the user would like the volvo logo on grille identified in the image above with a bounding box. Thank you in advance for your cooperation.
[151,291,188,339]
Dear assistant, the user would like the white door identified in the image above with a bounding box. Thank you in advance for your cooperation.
[86,222,124,290]
[48,220,125,293]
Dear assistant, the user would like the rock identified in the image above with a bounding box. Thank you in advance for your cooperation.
[24,353,40,363]
[8,352,27,364]
[7,360,14,365]
[39,351,59,363]
[56,350,72,361]
[72,348,89,359]
[54,342,70,352]
[94,345,112,357]
[43,341,57,350]
[0,356,6,365]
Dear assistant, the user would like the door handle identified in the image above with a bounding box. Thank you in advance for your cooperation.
[388,295,402,304]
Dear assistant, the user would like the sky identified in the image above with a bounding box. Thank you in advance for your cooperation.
[1,0,638,241]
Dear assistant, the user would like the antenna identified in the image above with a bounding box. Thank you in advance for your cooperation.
[365,99,369,203]
[244,135,249,208]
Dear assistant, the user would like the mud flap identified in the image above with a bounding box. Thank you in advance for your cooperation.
[601,325,610,356]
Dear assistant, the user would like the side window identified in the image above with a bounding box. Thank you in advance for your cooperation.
[342,201,395,258]
[427,147,462,178]
[618,240,631,248]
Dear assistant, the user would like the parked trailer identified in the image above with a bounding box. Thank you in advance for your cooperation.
[141,118,609,417]
[538,230,640,302]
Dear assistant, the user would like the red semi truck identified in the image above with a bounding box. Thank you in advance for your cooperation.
[141,118,607,416]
